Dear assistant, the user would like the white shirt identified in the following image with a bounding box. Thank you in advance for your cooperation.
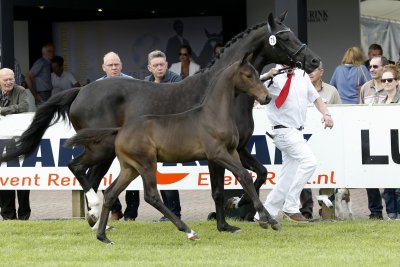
[51,71,78,91]
[265,67,319,129]
[169,61,200,77]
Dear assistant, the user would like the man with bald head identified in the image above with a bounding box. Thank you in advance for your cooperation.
[96,51,133,80]
[96,51,136,221]
[0,68,28,115]
[0,67,30,220]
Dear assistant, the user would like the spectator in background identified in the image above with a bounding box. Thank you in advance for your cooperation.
[25,43,54,104]
[145,50,182,221]
[51,56,80,95]
[169,45,200,80]
[330,47,371,104]
[96,51,133,81]
[300,62,341,219]
[381,64,400,219]
[359,55,390,220]
[213,43,224,57]
[96,51,137,221]
[0,68,30,220]
[165,19,192,65]
[364,44,395,69]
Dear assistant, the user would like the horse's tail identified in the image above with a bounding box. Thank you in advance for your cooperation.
[0,88,81,162]
[64,128,120,148]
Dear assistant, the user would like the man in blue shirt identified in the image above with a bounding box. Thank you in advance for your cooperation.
[145,50,182,221]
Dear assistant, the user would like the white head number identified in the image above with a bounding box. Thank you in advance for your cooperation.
[269,35,277,46]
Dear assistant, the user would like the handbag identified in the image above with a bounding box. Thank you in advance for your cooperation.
[357,66,368,94]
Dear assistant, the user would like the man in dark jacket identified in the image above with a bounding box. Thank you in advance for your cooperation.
[145,50,182,221]
[0,68,30,220]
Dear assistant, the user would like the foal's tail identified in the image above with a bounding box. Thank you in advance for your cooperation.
[0,88,81,162]
[64,128,120,148]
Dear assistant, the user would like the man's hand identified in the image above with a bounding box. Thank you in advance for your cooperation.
[322,113,334,129]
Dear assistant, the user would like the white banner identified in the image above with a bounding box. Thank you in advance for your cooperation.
[1,104,400,190]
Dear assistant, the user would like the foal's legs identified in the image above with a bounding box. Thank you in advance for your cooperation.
[96,163,139,244]
[211,149,280,231]
[208,161,240,233]
[140,163,199,241]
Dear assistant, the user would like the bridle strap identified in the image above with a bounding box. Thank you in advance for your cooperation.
[272,28,307,68]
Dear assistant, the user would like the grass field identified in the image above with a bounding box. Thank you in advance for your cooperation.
[0,219,399,266]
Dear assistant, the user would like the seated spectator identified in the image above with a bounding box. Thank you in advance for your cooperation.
[0,68,30,220]
[51,56,80,95]
[169,45,200,79]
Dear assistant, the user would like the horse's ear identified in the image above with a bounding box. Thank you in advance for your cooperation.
[267,13,276,31]
[241,52,253,65]
[277,11,288,23]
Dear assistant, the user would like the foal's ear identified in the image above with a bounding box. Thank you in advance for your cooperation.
[240,52,253,65]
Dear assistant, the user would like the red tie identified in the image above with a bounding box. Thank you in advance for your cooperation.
[275,73,293,109]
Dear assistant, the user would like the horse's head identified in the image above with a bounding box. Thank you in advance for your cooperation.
[234,52,271,105]
[261,11,320,73]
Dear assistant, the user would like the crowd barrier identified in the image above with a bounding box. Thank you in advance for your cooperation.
[1,104,400,191]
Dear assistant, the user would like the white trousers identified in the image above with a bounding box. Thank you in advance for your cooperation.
[259,128,317,218]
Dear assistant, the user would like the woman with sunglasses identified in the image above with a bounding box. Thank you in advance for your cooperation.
[169,45,200,80]
[381,64,400,220]
[382,64,400,104]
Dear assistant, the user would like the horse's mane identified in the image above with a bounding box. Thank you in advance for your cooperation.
[198,21,268,74]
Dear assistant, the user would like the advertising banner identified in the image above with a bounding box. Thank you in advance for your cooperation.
[1,105,399,190]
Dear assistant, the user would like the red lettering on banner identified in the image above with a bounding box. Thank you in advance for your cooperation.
[224,175,232,185]
[105,174,113,186]
[0,174,41,187]
[198,173,209,186]
[10,177,19,186]
[307,171,336,185]
[264,172,276,185]
[48,173,59,185]
[33,174,40,186]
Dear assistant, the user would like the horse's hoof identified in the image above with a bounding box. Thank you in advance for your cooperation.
[225,197,240,210]
[257,220,269,229]
[187,230,200,241]
[229,227,241,234]
[97,234,114,245]
[218,224,241,233]
[271,222,282,231]
[87,213,97,228]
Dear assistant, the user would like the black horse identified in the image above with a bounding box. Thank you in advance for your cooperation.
[0,12,320,233]
[67,54,271,243]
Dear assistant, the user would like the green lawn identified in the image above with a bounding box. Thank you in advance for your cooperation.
[0,219,399,266]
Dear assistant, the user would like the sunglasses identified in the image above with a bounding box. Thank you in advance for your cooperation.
[381,78,396,83]
[369,65,380,69]
[179,53,188,56]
